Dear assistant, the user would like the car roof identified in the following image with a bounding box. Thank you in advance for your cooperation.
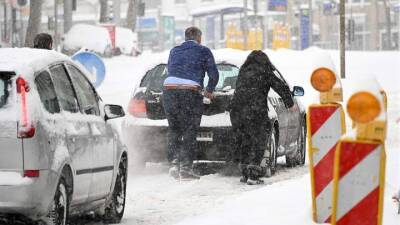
[0,48,71,78]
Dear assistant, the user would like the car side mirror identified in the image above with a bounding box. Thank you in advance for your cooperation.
[104,104,125,121]
[292,86,305,97]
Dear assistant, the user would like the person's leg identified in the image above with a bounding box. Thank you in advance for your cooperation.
[245,116,267,185]
[180,90,203,178]
[162,90,182,178]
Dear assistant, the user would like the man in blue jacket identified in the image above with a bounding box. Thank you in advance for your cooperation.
[163,27,219,180]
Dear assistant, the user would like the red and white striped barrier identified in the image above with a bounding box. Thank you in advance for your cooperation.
[307,104,346,223]
[332,139,386,225]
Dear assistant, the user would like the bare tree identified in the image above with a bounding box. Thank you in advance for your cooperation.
[99,0,108,23]
[24,0,43,47]
[339,0,345,78]
[382,0,392,50]
[64,0,73,33]
[126,0,138,31]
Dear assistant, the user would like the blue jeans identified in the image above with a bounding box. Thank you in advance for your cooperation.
[162,89,203,170]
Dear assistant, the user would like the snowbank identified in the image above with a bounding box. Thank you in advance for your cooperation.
[116,27,138,55]
[63,24,111,54]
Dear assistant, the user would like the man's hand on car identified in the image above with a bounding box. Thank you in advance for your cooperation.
[204,91,215,100]
[288,104,298,112]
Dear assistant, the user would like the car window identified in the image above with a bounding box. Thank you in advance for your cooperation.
[35,70,60,114]
[140,67,157,87]
[204,64,239,90]
[49,64,79,113]
[0,75,9,109]
[140,64,239,91]
[273,70,288,85]
[66,64,100,116]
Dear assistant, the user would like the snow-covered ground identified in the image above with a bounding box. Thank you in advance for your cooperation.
[90,48,400,225]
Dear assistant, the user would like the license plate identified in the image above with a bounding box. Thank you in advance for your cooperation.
[197,131,213,142]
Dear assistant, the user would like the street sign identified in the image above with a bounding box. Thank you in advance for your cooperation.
[300,9,310,50]
[268,0,287,12]
[72,52,106,88]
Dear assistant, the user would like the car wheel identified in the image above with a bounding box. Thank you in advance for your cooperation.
[297,121,306,166]
[286,123,306,167]
[262,128,277,177]
[103,156,127,224]
[42,178,69,225]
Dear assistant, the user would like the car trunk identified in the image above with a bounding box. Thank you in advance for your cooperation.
[143,90,233,120]
[0,72,23,171]
[140,63,238,120]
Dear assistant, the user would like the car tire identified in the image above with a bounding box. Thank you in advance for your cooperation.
[262,128,277,177]
[103,156,127,224]
[297,121,306,166]
[286,122,306,167]
[41,178,69,225]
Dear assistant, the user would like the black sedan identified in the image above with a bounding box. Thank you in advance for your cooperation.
[122,62,306,176]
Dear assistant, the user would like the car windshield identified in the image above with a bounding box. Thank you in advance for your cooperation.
[0,73,12,109]
[143,64,239,92]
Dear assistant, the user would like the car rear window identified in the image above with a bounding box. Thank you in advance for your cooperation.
[141,64,239,91]
[0,72,13,109]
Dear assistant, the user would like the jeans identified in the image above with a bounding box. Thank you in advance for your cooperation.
[162,89,203,170]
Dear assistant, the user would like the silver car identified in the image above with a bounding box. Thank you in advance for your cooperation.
[0,48,128,225]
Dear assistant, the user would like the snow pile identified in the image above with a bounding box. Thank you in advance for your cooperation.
[116,27,138,55]
[63,24,111,54]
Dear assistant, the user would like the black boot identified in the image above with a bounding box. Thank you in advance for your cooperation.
[179,166,200,181]
[239,164,248,183]
[169,159,180,180]
[246,165,264,185]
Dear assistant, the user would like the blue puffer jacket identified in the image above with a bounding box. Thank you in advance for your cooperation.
[167,41,219,92]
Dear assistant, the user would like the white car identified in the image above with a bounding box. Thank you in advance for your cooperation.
[62,24,113,57]
[0,48,128,225]
[115,27,140,56]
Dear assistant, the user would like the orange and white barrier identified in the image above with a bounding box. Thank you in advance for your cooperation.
[331,77,387,225]
[308,104,345,223]
[307,54,345,223]
[331,139,385,225]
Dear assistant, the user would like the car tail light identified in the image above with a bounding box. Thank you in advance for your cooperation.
[16,77,35,138]
[24,170,40,178]
[128,98,147,118]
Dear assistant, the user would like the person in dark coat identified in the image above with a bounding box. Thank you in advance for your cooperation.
[230,50,295,185]
[33,33,53,50]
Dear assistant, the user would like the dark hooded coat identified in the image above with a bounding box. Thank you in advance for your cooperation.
[229,50,294,167]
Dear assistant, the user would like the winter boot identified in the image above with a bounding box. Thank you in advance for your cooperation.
[246,165,264,185]
[179,167,200,181]
[239,164,248,183]
[169,159,180,180]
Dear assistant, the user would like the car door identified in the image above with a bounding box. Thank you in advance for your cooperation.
[66,64,114,200]
[48,64,93,204]
[268,92,289,153]
[273,71,300,148]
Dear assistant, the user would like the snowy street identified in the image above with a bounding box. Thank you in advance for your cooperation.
[74,49,400,225]
[1,1,400,225]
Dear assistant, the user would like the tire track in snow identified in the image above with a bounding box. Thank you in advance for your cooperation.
[72,160,308,225]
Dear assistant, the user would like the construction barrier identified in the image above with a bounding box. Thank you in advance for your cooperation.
[332,139,386,225]
[307,104,346,223]
[331,77,387,225]
[307,55,345,223]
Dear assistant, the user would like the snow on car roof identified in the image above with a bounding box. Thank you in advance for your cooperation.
[63,23,111,53]
[0,48,71,77]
